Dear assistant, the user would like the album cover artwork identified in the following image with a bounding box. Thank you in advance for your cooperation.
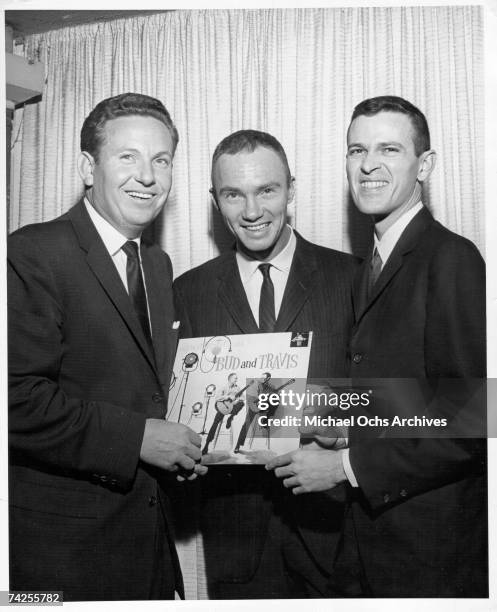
[167,332,313,464]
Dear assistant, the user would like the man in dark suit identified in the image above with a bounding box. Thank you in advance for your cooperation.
[174,130,358,597]
[8,93,207,601]
[267,96,487,597]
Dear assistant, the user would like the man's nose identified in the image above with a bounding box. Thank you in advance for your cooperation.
[135,160,154,185]
[360,151,381,174]
[242,194,263,220]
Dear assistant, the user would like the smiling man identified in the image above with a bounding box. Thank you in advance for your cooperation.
[173,129,358,598]
[8,93,207,601]
[267,96,487,597]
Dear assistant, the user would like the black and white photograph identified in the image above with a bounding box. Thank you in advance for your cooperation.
[2,1,495,609]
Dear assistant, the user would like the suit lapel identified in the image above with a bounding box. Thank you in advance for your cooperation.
[68,201,157,371]
[276,233,318,332]
[141,243,172,378]
[353,207,433,324]
[352,258,370,323]
[217,253,259,333]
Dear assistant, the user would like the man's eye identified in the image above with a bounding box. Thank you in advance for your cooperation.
[224,192,240,200]
[261,187,275,196]
[347,148,364,157]
[155,158,171,167]
[383,147,399,154]
[120,153,135,162]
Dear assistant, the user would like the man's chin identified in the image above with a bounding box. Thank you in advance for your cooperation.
[237,237,276,260]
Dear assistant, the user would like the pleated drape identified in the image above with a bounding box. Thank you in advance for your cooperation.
[7,8,484,598]
[10,7,484,278]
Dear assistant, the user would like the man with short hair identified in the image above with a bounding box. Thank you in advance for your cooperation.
[174,129,358,597]
[267,96,487,597]
[8,92,206,601]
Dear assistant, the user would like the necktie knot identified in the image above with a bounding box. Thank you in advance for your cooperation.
[258,263,272,278]
[122,240,140,260]
[368,247,383,296]
[370,247,382,269]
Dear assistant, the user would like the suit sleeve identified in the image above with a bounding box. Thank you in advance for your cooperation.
[8,233,146,489]
[349,236,486,510]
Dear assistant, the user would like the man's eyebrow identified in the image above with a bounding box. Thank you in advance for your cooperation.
[219,186,242,193]
[259,181,282,189]
[116,147,172,156]
[377,141,405,149]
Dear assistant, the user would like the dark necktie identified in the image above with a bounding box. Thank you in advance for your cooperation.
[258,263,276,332]
[368,247,382,297]
[122,241,152,343]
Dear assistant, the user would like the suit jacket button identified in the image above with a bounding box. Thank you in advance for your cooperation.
[353,353,363,364]
[400,489,408,498]
[152,393,163,403]
[149,495,158,506]
[100,475,108,483]
[383,493,390,503]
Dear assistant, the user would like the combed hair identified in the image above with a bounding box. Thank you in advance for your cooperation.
[211,129,291,190]
[80,92,179,160]
[350,95,430,156]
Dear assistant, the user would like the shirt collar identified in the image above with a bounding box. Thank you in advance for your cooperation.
[373,201,424,265]
[236,226,297,284]
[85,197,140,256]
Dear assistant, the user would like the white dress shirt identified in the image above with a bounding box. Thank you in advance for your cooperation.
[236,226,297,326]
[342,202,424,488]
[84,198,152,332]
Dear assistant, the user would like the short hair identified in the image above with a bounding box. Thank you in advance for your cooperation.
[349,96,430,156]
[228,373,237,382]
[211,129,291,192]
[80,92,179,161]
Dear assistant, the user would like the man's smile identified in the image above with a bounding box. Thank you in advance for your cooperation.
[242,222,271,232]
[125,190,156,201]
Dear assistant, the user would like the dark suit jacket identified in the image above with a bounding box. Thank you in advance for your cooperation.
[174,233,358,592]
[346,207,487,597]
[8,201,181,601]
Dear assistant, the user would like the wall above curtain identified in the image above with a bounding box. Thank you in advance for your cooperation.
[9,7,484,277]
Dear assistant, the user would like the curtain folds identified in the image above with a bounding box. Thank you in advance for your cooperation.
[10,7,483,275]
[7,8,484,598]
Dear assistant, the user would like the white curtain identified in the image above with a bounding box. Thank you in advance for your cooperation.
[8,8,484,598]
[10,7,484,279]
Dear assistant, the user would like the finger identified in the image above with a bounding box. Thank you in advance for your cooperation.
[187,430,202,446]
[314,435,339,449]
[298,425,320,437]
[176,455,196,471]
[266,452,293,470]
[176,474,186,482]
[274,465,296,479]
[283,476,299,489]
[194,464,208,476]
[292,486,307,495]
[186,473,198,481]
[183,444,202,462]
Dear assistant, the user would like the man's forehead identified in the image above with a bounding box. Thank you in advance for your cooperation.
[348,111,415,144]
[214,147,287,181]
[100,115,173,147]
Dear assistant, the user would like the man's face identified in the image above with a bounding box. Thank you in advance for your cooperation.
[229,374,238,386]
[346,111,428,224]
[80,115,174,238]
[212,147,294,260]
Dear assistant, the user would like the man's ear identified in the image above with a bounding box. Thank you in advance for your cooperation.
[417,150,436,183]
[209,187,220,212]
[77,151,95,187]
[288,176,296,203]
